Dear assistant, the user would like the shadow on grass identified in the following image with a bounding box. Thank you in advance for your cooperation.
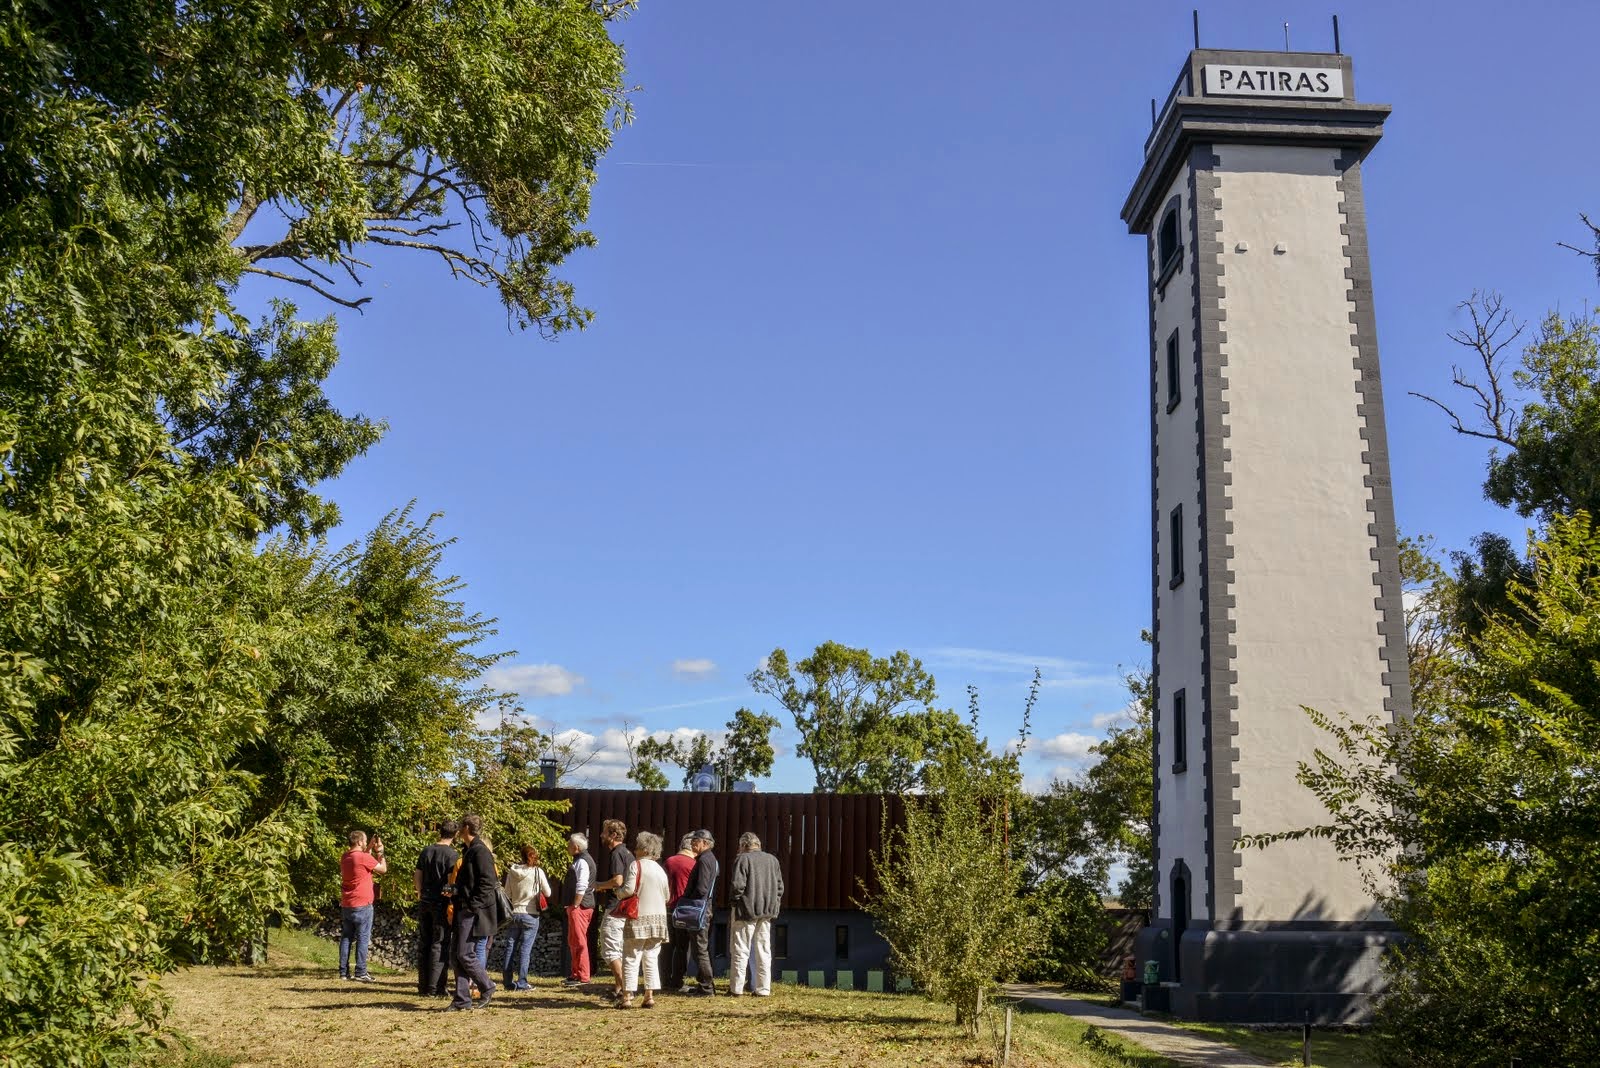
[283,999,439,1012]
[764,1011,946,1028]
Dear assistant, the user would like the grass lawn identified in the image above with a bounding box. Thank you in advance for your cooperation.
[1169,1021,1377,1068]
[146,932,1177,1068]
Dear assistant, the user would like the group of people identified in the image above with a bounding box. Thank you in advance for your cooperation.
[336,815,786,1012]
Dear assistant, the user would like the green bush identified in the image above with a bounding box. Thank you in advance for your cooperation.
[1019,873,1109,989]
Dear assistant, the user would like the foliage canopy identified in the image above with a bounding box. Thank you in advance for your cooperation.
[0,1,629,1062]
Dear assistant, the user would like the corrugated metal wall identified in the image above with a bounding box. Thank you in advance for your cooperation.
[530,789,904,910]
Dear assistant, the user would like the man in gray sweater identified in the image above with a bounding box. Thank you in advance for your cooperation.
[727,831,785,997]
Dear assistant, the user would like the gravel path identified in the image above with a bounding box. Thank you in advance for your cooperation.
[1006,984,1277,1068]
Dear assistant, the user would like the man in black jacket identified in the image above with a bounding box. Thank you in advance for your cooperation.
[684,829,719,996]
[448,814,499,1011]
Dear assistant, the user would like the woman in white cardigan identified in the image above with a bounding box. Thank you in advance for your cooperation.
[615,831,670,1008]
[500,844,554,990]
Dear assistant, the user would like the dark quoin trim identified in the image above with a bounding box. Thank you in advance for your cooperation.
[1189,144,1244,926]
[1146,227,1165,919]
[1336,150,1413,723]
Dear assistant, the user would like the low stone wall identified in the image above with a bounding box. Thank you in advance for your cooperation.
[311,906,566,977]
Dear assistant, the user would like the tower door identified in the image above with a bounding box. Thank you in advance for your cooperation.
[1171,863,1190,982]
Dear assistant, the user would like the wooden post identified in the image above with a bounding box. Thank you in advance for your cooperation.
[1003,1005,1013,1067]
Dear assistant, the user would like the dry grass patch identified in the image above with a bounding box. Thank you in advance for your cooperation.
[149,934,1147,1068]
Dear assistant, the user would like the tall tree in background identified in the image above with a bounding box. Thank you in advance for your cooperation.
[750,642,979,793]
[1022,639,1154,909]
[627,708,782,790]
[1411,294,1600,630]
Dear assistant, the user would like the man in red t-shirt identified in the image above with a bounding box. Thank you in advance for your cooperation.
[339,830,388,981]
[661,833,697,991]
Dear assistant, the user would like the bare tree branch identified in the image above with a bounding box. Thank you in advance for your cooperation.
[1410,291,1524,448]
[241,265,371,310]
[1556,213,1600,282]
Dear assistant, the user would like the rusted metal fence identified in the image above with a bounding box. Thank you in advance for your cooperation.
[529,788,904,910]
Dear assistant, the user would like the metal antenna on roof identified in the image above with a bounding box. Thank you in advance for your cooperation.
[1283,22,1291,50]
[1192,9,1200,49]
[1332,14,1342,54]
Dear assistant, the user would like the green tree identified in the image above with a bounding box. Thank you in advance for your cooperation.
[1247,514,1600,1067]
[1413,293,1600,629]
[865,686,1040,1036]
[750,642,979,793]
[1021,639,1154,909]
[0,1,629,1060]
[627,708,782,790]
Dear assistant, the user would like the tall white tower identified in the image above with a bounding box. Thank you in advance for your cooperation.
[1122,48,1408,1022]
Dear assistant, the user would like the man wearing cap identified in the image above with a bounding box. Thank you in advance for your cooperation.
[683,829,719,996]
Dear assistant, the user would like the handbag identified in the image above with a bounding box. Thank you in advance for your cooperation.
[536,866,549,912]
[613,861,641,919]
[669,899,707,931]
[495,884,512,927]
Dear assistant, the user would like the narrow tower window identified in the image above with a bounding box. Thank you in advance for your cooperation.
[1172,688,1188,773]
[1169,504,1185,589]
[1166,329,1182,411]
[1158,205,1182,274]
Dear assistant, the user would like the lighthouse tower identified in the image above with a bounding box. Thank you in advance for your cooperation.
[1122,47,1408,1023]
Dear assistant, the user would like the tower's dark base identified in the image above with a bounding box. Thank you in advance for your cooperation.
[1132,920,1399,1024]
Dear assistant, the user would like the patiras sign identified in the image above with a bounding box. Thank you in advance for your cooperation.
[1201,64,1345,100]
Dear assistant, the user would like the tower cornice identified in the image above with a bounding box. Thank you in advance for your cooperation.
[1123,49,1390,233]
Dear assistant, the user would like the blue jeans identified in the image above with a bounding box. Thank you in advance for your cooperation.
[502,913,541,987]
[339,905,374,977]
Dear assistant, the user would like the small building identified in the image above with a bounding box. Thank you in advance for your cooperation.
[530,787,903,985]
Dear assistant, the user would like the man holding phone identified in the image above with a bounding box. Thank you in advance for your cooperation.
[339,830,387,982]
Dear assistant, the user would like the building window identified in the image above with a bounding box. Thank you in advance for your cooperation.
[1171,688,1188,773]
[1165,329,1182,412]
[835,925,850,961]
[1169,504,1185,589]
[773,924,789,960]
[1157,204,1182,282]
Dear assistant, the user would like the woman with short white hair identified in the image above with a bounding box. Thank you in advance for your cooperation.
[615,831,669,1008]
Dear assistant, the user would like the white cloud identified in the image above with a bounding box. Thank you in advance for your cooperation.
[1091,700,1142,730]
[925,646,1081,673]
[549,724,727,788]
[1037,672,1125,690]
[924,647,1121,689]
[484,663,584,698]
[1039,731,1099,761]
[636,692,744,715]
[671,658,717,680]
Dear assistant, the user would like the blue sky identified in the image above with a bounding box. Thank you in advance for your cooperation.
[238,1,1600,791]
